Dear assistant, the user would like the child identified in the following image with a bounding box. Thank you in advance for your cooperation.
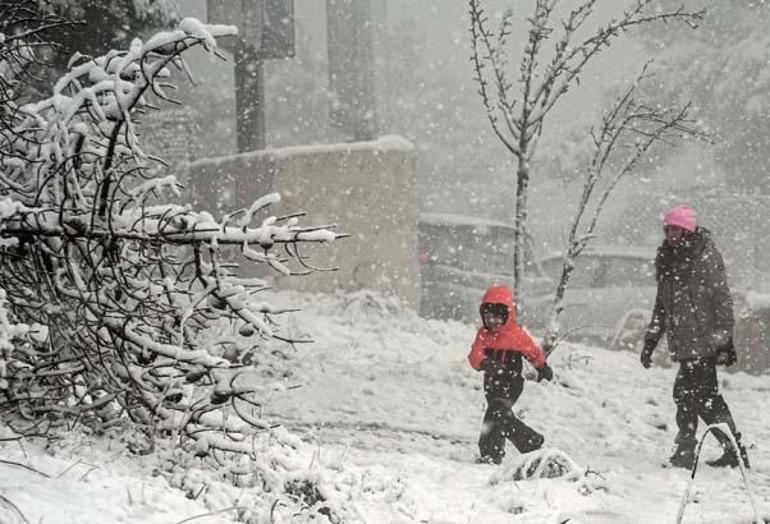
[468,284,553,464]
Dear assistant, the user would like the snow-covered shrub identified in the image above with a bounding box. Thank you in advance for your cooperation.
[489,447,611,499]
[490,448,584,484]
[153,431,360,523]
[0,7,340,496]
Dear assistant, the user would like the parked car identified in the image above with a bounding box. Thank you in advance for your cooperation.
[523,245,657,347]
[417,213,547,323]
[604,288,770,374]
[733,291,770,374]
[527,245,770,374]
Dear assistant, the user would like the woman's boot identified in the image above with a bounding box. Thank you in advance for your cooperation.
[706,432,750,469]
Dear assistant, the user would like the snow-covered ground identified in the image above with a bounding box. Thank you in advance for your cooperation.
[2,290,768,523]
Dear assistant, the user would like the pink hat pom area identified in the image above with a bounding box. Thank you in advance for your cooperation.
[663,205,696,232]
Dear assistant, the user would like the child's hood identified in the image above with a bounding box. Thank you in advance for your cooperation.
[481,284,517,324]
[469,283,545,370]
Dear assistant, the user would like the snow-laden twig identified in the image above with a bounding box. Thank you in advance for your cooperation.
[676,423,761,524]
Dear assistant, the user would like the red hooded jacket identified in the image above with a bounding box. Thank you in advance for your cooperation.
[467,284,546,370]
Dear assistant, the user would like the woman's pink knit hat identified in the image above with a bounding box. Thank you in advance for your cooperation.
[663,204,696,232]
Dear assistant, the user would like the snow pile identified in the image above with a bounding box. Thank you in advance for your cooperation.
[0,423,363,523]
[0,435,219,524]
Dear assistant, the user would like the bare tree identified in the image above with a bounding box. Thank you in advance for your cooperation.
[544,64,707,352]
[0,12,342,483]
[469,0,702,315]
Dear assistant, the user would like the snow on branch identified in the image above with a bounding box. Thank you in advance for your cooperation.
[0,17,341,482]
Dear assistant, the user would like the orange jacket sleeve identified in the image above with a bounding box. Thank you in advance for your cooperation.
[467,331,486,370]
[513,326,547,368]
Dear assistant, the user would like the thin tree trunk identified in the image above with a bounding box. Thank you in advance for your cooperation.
[513,154,529,316]
[546,254,575,345]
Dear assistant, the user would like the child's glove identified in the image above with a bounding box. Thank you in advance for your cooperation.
[536,363,553,382]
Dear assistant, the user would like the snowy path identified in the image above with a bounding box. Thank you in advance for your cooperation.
[262,292,770,523]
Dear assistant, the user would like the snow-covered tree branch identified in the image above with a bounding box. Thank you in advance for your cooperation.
[0,13,341,472]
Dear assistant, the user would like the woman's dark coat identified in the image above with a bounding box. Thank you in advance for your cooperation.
[645,227,734,361]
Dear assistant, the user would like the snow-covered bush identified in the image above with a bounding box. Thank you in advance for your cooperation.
[0,12,342,518]
[489,448,584,484]
[489,448,609,499]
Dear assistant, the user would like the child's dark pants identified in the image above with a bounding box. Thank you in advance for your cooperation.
[479,362,543,462]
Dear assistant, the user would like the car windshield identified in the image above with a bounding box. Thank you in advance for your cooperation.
[541,254,654,289]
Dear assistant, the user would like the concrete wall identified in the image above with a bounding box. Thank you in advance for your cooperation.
[188,136,421,307]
